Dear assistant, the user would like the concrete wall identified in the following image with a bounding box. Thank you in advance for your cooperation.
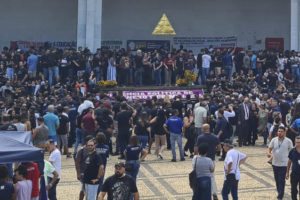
[102,0,291,50]
[0,0,291,50]
[0,0,78,48]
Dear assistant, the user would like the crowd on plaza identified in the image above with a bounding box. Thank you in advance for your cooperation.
[0,44,300,200]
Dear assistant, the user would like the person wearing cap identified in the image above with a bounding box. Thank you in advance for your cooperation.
[221,140,247,200]
[98,162,139,200]
[267,126,293,200]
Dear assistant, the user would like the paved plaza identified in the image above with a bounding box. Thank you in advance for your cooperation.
[57,137,292,200]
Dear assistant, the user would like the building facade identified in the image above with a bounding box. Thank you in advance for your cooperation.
[0,0,297,52]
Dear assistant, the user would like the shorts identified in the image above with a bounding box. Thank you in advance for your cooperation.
[48,135,57,145]
[28,70,37,78]
[57,134,68,147]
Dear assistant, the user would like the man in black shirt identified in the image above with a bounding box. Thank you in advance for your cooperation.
[15,61,28,84]
[84,139,104,200]
[194,124,220,200]
[57,106,71,158]
[116,103,137,159]
[98,162,139,200]
[0,114,17,131]
[172,96,184,118]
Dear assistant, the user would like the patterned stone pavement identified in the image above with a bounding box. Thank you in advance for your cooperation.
[56,137,292,200]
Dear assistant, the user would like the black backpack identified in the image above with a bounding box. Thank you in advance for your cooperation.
[271,124,280,138]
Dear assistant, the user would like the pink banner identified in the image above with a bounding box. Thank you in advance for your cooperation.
[122,89,203,100]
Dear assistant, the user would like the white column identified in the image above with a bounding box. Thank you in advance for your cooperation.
[77,0,87,49]
[94,0,102,51]
[291,0,300,50]
[86,0,96,51]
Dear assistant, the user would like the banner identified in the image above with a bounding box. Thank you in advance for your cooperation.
[10,40,77,51]
[265,38,284,51]
[173,36,237,54]
[101,40,123,50]
[122,89,203,100]
[127,40,170,51]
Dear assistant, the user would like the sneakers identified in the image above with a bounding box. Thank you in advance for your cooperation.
[158,153,163,160]
[171,159,176,162]
[213,194,218,200]
[180,158,185,161]
[189,154,194,158]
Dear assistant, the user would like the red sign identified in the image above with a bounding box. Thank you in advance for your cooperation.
[265,38,284,51]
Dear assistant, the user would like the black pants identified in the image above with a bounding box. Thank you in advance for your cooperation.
[291,172,300,200]
[48,177,60,200]
[272,165,287,199]
[238,120,250,145]
[248,121,257,144]
[119,68,129,86]
[184,132,196,154]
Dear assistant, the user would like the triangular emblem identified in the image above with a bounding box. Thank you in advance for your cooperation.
[152,13,176,35]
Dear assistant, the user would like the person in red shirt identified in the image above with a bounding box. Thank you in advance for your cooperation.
[25,162,40,200]
[81,108,98,138]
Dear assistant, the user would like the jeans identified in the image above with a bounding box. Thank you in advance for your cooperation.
[43,68,48,80]
[6,67,14,80]
[291,67,300,83]
[192,176,211,200]
[138,135,148,150]
[222,179,239,200]
[48,66,59,86]
[201,67,210,84]
[47,177,60,200]
[154,68,162,85]
[272,165,287,199]
[290,172,300,200]
[85,184,98,200]
[74,128,85,154]
[170,133,184,160]
[263,128,269,145]
[230,125,236,144]
[195,127,202,136]
[125,160,140,182]
[225,65,233,79]
[118,133,130,156]
[94,66,101,82]
[135,68,143,86]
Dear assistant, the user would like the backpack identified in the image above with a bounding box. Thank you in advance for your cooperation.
[271,124,280,139]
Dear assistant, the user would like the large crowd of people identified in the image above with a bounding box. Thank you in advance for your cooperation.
[0,44,300,200]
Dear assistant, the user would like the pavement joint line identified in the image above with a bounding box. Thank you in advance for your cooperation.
[243,163,276,187]
[140,164,173,199]
[139,170,163,196]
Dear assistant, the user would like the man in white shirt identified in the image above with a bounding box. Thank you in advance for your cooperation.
[267,127,293,200]
[194,102,207,136]
[222,140,247,200]
[201,50,211,84]
[47,139,62,200]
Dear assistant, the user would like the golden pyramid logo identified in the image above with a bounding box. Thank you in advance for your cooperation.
[152,13,176,35]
